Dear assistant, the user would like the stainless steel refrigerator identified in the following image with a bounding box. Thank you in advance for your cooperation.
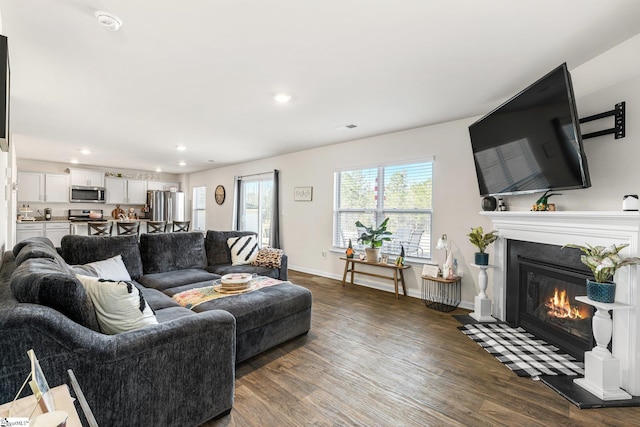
[147,190,185,222]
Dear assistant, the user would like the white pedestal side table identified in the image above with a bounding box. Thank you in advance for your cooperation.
[573,296,632,400]
[469,263,496,322]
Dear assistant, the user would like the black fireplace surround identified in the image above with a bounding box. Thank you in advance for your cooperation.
[506,239,594,360]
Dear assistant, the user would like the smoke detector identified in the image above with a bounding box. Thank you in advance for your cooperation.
[95,11,123,31]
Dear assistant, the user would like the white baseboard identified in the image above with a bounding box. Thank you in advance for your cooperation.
[289,264,474,310]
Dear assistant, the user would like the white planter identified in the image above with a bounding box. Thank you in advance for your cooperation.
[365,248,380,263]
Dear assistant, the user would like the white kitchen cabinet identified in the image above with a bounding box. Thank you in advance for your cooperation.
[69,168,104,187]
[18,172,69,203]
[44,173,69,203]
[16,221,72,245]
[16,222,45,243]
[17,172,44,202]
[45,222,71,246]
[147,181,180,191]
[127,179,148,204]
[105,178,127,204]
[105,178,147,204]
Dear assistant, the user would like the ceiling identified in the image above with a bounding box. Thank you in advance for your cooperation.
[1,1,640,174]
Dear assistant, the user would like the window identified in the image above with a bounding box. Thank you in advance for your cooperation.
[333,161,433,259]
[192,186,206,231]
[239,174,273,246]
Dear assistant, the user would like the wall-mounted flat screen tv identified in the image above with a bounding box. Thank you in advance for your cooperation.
[468,63,590,196]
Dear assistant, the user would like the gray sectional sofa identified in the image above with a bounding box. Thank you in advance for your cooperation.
[0,231,312,426]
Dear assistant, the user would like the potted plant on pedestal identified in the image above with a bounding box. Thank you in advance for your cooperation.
[355,218,392,263]
[468,226,498,265]
[563,243,640,303]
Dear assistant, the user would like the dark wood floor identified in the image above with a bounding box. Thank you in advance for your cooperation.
[204,270,640,426]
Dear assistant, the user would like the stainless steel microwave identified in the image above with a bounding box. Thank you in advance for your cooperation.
[70,186,106,203]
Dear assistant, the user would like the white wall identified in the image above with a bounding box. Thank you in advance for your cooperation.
[189,37,640,308]
[190,118,486,306]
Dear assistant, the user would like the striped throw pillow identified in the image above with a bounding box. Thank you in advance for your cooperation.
[227,235,259,266]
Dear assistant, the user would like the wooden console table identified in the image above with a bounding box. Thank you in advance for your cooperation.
[341,257,410,299]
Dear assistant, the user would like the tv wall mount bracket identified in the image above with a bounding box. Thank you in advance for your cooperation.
[579,101,625,140]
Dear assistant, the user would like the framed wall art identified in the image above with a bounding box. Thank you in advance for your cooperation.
[294,186,313,201]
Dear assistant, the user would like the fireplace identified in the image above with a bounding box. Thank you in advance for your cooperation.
[483,210,640,396]
[506,240,593,359]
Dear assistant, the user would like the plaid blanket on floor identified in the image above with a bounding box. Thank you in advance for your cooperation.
[459,323,584,378]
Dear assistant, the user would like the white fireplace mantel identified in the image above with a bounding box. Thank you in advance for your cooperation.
[481,210,640,396]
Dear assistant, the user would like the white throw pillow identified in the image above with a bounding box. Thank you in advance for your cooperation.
[227,235,259,266]
[76,275,157,334]
[84,254,132,281]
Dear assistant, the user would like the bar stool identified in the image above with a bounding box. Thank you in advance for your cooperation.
[172,221,190,232]
[88,222,113,236]
[116,221,140,236]
[147,221,167,233]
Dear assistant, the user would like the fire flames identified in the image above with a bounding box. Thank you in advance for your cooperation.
[545,288,588,319]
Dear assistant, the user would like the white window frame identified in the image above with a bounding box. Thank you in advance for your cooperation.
[192,186,206,231]
[238,174,273,247]
[333,160,433,260]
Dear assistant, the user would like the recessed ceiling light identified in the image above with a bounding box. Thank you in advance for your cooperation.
[70,159,79,164]
[274,93,292,104]
[336,124,358,130]
[155,167,162,173]
[176,145,186,151]
[80,149,91,155]
[208,160,215,163]
[95,11,123,31]
[179,161,186,166]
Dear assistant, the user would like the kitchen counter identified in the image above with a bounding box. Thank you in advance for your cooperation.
[17,217,153,224]
[16,217,69,223]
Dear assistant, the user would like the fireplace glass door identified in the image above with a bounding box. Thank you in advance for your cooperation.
[506,239,595,360]
[519,261,593,358]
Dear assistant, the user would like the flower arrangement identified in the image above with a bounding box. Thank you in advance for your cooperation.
[467,226,498,254]
[355,218,392,248]
[532,190,562,211]
[563,243,640,283]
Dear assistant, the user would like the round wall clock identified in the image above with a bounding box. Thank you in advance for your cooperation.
[215,185,226,205]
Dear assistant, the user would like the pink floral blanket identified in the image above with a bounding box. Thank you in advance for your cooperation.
[172,276,285,309]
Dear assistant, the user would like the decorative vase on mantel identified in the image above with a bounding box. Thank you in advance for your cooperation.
[586,279,616,303]
[474,252,489,266]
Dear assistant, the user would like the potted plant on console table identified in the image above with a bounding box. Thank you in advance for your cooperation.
[355,218,392,263]
[563,243,640,303]
[468,226,498,265]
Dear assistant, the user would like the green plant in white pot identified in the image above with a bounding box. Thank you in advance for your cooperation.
[563,243,640,303]
[355,218,392,263]
[468,226,498,265]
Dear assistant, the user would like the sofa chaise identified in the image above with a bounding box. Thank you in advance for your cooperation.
[0,231,312,426]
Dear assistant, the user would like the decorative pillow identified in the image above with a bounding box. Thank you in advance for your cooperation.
[76,275,158,335]
[82,255,132,281]
[251,247,284,269]
[227,235,259,266]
